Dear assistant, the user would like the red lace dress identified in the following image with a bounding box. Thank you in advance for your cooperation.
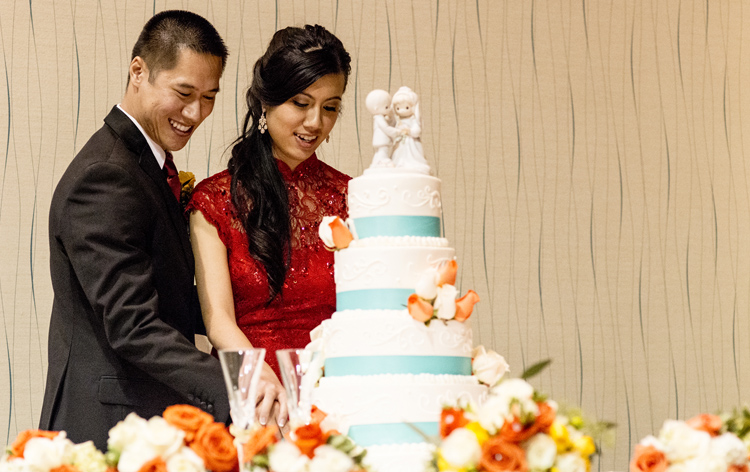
[187,154,350,374]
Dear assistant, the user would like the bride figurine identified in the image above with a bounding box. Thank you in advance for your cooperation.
[390,86,430,174]
[365,89,398,168]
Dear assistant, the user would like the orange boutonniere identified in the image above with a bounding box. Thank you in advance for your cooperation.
[179,171,195,208]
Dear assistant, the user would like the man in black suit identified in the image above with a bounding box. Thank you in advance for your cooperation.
[40,10,230,450]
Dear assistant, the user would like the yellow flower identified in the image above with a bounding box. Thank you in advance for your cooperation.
[179,171,195,191]
[573,435,596,458]
[437,453,470,472]
[569,415,584,429]
[549,421,572,453]
[464,421,490,445]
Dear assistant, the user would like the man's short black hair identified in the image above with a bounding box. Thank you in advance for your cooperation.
[130,10,228,82]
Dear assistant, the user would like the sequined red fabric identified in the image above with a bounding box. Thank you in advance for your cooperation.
[187,154,350,374]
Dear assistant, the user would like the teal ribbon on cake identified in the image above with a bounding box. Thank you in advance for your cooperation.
[347,422,438,446]
[352,215,441,238]
[325,355,472,376]
[336,289,413,310]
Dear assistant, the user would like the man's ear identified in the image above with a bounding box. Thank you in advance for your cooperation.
[129,57,148,87]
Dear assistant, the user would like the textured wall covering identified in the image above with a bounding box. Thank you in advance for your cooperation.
[2,0,749,469]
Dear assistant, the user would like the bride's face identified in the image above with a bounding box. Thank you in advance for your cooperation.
[266,73,345,171]
[393,100,414,119]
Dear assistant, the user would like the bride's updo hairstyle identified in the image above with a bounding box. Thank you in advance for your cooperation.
[228,25,351,304]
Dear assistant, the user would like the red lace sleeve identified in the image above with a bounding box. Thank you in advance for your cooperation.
[186,170,236,248]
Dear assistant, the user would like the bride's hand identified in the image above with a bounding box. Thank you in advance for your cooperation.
[255,364,288,429]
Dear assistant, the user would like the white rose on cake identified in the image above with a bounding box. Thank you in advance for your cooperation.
[433,284,458,320]
[472,345,509,386]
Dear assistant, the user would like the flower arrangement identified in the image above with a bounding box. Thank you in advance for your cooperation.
[630,410,750,472]
[319,216,354,250]
[407,260,480,324]
[238,408,368,472]
[429,362,608,472]
[0,405,237,472]
[1,430,108,472]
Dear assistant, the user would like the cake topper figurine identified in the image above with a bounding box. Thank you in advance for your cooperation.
[366,86,431,174]
[365,89,398,168]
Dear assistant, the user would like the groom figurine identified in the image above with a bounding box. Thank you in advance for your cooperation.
[40,10,230,450]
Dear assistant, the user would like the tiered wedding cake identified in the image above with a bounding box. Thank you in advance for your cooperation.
[309,87,503,472]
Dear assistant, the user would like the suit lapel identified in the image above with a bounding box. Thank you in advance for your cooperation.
[103,107,193,270]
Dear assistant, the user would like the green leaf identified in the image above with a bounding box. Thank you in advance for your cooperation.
[520,359,551,380]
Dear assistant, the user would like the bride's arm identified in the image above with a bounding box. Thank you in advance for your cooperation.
[189,211,288,428]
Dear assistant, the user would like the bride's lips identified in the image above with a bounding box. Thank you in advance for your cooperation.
[295,132,318,148]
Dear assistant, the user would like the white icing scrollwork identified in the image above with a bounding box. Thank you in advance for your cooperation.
[335,259,387,284]
[400,186,441,210]
[349,188,391,211]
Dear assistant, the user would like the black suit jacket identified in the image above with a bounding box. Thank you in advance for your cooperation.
[39,106,229,450]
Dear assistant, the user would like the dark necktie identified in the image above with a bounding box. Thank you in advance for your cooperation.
[163,151,181,202]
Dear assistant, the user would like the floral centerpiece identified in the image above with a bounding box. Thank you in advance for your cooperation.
[429,361,610,472]
[630,409,750,472]
[238,407,368,472]
[0,405,237,472]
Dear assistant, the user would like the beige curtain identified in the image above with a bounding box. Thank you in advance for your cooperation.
[2,1,749,469]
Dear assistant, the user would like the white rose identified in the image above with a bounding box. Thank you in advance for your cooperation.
[553,452,587,472]
[524,433,558,470]
[0,457,28,472]
[166,447,206,472]
[491,378,535,401]
[709,433,748,466]
[308,445,355,472]
[117,439,160,472]
[434,284,458,320]
[472,347,509,386]
[108,413,148,452]
[142,416,185,458]
[69,441,108,472]
[638,435,665,450]
[415,268,439,300]
[659,420,711,463]
[269,441,310,472]
[664,457,711,472]
[23,435,72,471]
[439,428,481,469]
[319,216,337,248]
[477,394,510,434]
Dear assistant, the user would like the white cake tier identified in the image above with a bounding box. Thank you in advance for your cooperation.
[348,170,442,238]
[363,443,436,472]
[334,245,455,311]
[348,235,449,248]
[312,374,487,447]
[318,310,473,376]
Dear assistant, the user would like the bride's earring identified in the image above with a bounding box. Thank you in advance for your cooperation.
[326,134,330,143]
[258,110,268,134]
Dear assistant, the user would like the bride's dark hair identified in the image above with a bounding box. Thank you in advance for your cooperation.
[228,25,351,304]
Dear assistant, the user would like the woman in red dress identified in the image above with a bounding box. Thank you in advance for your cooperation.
[187,25,351,429]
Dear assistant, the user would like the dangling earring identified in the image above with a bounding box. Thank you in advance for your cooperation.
[326,134,330,143]
[258,110,268,134]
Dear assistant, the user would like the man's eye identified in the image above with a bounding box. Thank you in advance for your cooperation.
[325,106,339,112]
[293,100,307,108]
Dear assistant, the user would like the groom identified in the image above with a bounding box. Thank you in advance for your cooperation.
[40,10,230,450]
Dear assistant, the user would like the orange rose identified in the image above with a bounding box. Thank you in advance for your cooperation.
[437,260,458,287]
[629,444,668,472]
[10,430,59,458]
[243,425,279,464]
[440,407,470,438]
[454,290,480,322]
[163,404,214,443]
[294,424,330,458]
[137,458,168,472]
[310,406,328,426]
[329,217,354,249]
[51,465,80,472]
[686,413,722,437]
[729,466,749,472]
[190,422,238,472]
[407,294,434,322]
[479,437,528,472]
[499,417,537,444]
[534,402,555,433]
